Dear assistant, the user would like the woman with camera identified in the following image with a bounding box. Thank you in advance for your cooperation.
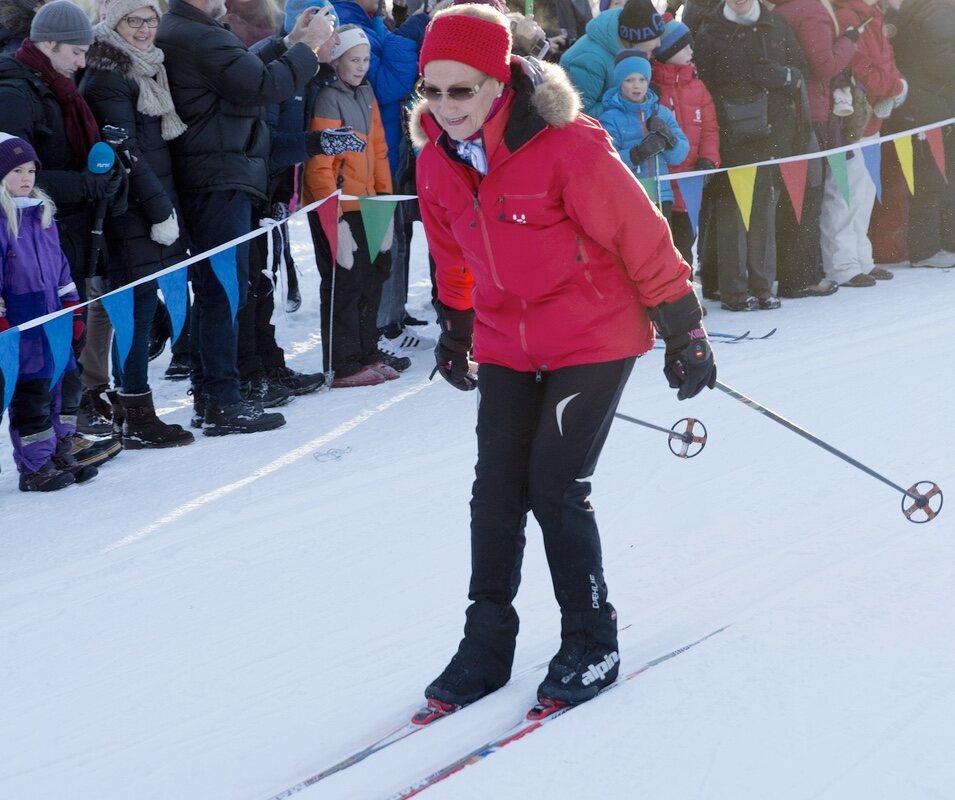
[80,0,194,450]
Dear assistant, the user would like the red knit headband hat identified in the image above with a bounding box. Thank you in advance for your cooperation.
[419,9,513,85]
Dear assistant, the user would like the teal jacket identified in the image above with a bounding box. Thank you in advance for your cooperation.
[559,8,623,117]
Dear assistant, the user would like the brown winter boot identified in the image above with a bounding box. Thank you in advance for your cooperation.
[119,391,195,449]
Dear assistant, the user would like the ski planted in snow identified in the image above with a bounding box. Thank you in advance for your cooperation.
[386,625,731,799]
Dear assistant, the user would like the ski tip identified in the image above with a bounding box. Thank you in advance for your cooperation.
[526,699,568,722]
[411,698,459,726]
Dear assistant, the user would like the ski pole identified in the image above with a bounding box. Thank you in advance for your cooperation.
[715,381,943,524]
[614,412,707,459]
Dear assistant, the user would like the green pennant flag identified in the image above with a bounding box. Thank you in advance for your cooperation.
[359,198,398,261]
[827,152,850,206]
[638,178,659,205]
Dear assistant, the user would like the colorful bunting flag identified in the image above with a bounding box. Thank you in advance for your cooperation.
[925,127,947,183]
[727,166,757,231]
[894,135,915,195]
[157,269,189,346]
[100,290,134,373]
[209,248,240,321]
[860,143,882,203]
[317,195,339,263]
[42,312,73,388]
[359,198,398,261]
[778,160,808,224]
[0,328,20,415]
[826,152,850,205]
[676,174,704,235]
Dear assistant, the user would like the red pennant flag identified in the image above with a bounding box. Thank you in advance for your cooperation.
[778,160,808,224]
[925,128,948,184]
[316,194,339,260]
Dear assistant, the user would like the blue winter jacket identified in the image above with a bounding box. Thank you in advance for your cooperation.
[331,1,428,176]
[559,8,623,117]
[599,87,689,205]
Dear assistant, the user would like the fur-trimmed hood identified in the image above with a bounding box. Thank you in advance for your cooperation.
[409,57,581,152]
[85,39,135,77]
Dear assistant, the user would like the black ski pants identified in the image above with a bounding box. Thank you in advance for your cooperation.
[468,358,634,614]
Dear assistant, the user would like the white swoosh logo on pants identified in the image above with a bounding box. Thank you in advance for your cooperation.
[555,392,581,437]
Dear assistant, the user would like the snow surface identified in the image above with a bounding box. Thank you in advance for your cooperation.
[2,219,954,800]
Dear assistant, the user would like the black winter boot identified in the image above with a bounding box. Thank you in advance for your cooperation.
[202,398,286,436]
[69,433,122,467]
[19,459,76,492]
[537,604,619,705]
[425,601,520,707]
[119,391,195,449]
[76,385,112,435]
[189,388,205,429]
[105,389,124,437]
[53,438,99,484]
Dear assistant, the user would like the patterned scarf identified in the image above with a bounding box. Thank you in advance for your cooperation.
[93,23,187,140]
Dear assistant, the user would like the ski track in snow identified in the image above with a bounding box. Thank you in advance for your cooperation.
[1,219,954,800]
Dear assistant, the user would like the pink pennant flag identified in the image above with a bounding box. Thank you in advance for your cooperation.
[925,128,948,184]
[778,160,808,224]
[316,195,339,260]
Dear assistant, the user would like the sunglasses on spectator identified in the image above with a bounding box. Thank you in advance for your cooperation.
[122,15,160,28]
[415,76,489,103]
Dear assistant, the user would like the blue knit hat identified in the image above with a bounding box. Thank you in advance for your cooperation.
[653,20,692,62]
[613,48,651,87]
[283,0,338,35]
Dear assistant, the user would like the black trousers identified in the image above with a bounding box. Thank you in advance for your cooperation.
[469,358,634,613]
[237,222,286,382]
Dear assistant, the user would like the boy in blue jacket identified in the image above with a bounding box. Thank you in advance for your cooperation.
[599,49,688,218]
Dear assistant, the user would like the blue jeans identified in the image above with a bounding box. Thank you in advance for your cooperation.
[180,191,252,405]
[110,283,159,394]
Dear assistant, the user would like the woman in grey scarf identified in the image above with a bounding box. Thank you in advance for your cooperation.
[80,0,194,450]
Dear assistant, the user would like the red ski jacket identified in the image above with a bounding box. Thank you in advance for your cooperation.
[410,59,695,373]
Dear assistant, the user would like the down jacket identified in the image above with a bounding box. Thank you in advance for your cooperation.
[80,40,187,286]
[559,7,624,117]
[410,59,694,374]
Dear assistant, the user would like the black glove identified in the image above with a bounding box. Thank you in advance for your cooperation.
[647,114,678,150]
[431,300,477,391]
[756,59,801,92]
[107,167,129,217]
[306,126,367,157]
[696,157,716,171]
[841,26,861,42]
[648,292,717,401]
[82,166,123,201]
[630,132,668,164]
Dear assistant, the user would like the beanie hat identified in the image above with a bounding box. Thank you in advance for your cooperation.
[283,0,338,35]
[29,0,94,45]
[653,19,692,62]
[617,0,664,45]
[102,0,161,32]
[0,132,41,180]
[331,26,369,60]
[613,47,651,86]
[419,8,512,85]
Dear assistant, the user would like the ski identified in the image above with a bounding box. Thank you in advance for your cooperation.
[386,625,731,800]
[708,328,777,342]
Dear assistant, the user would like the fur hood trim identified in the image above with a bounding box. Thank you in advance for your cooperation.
[86,39,134,76]
[409,57,581,151]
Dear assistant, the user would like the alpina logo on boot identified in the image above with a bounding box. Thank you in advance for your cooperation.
[580,651,619,686]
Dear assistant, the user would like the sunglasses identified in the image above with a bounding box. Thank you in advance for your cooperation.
[122,15,160,28]
[415,76,489,103]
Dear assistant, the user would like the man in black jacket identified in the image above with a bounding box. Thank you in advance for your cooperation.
[156,0,333,435]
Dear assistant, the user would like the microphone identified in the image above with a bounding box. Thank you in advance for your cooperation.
[87,141,115,174]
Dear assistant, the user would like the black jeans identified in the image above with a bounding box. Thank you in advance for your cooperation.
[237,223,286,382]
[468,358,634,613]
[111,281,159,394]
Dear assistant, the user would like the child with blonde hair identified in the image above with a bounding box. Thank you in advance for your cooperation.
[0,133,96,491]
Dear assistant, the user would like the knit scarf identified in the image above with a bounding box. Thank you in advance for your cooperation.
[723,0,762,24]
[16,39,101,157]
[92,23,187,140]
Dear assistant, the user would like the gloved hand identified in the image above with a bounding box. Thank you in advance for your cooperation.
[61,298,86,356]
[306,126,367,157]
[82,166,123,201]
[150,209,179,246]
[647,114,678,150]
[696,157,716,171]
[841,25,861,42]
[756,60,801,92]
[648,292,717,401]
[630,132,668,164]
[431,300,477,391]
[336,217,357,269]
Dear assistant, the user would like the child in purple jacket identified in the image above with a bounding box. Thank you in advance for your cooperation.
[0,133,97,491]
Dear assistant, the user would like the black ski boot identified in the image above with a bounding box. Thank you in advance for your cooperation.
[537,604,619,705]
[119,391,195,449]
[425,600,519,707]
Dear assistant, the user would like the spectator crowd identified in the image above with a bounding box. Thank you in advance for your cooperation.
[0,0,952,490]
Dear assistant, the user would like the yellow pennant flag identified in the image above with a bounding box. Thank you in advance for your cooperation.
[727,165,758,231]
[894,135,915,195]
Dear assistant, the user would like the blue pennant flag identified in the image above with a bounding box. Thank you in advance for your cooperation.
[157,269,188,345]
[0,328,21,415]
[860,143,882,204]
[677,174,705,236]
[209,248,239,321]
[100,290,135,373]
[42,312,73,387]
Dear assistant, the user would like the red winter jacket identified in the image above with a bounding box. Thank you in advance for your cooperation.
[651,60,721,212]
[773,0,856,123]
[411,59,694,373]
[833,0,905,135]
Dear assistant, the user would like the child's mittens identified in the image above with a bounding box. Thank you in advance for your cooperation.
[150,209,180,246]
[307,127,367,157]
